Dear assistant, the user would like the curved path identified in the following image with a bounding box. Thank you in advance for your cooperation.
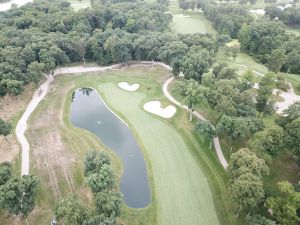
[16,62,227,176]
[163,77,228,169]
[16,65,122,176]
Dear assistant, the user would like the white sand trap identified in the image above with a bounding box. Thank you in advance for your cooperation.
[175,14,190,18]
[144,101,176,118]
[249,9,265,15]
[118,82,140,92]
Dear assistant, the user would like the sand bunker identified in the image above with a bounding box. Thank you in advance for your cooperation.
[143,101,176,118]
[175,14,190,18]
[118,82,140,92]
[249,9,265,15]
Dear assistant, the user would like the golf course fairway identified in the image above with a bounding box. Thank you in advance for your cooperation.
[98,82,220,225]
[23,65,222,225]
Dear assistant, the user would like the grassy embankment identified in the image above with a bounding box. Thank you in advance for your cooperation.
[0,65,236,225]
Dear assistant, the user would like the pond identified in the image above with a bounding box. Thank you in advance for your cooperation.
[0,0,32,11]
[70,88,151,208]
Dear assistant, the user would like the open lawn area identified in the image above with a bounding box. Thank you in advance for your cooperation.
[68,0,90,10]
[0,65,236,225]
[169,0,216,34]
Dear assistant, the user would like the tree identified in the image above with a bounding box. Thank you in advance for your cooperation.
[230,173,265,216]
[265,5,283,20]
[85,164,115,193]
[181,47,214,82]
[240,69,255,91]
[0,162,12,186]
[95,192,122,219]
[0,175,39,218]
[276,102,300,129]
[266,181,300,225]
[0,118,12,142]
[217,67,238,80]
[84,151,111,177]
[195,120,216,149]
[228,148,269,182]
[158,41,188,65]
[39,49,56,75]
[245,214,275,225]
[55,194,90,225]
[284,118,300,157]
[286,51,300,74]
[256,73,275,117]
[0,79,24,96]
[216,116,264,148]
[248,125,284,162]
[267,49,287,73]
[27,62,45,87]
[176,79,206,121]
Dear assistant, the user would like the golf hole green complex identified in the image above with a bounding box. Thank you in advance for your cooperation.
[96,81,221,225]
[66,66,221,225]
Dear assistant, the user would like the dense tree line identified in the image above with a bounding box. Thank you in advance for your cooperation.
[238,20,300,74]
[55,151,122,225]
[0,0,223,96]
[203,4,253,38]
[265,5,300,27]
[0,162,39,220]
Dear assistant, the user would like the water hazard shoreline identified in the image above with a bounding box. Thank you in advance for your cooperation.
[70,88,151,208]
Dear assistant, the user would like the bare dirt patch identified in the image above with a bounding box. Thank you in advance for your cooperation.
[0,84,35,163]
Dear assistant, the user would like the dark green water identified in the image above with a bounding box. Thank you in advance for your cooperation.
[70,88,151,208]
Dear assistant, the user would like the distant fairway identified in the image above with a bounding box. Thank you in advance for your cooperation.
[171,13,216,34]
[169,0,216,34]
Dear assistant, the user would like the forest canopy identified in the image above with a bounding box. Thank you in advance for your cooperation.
[0,0,220,96]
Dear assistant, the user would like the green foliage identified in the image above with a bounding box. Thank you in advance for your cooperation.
[245,214,275,225]
[247,125,284,162]
[228,149,269,215]
[95,191,122,219]
[0,117,12,141]
[85,164,115,193]
[240,69,255,91]
[266,181,300,225]
[216,115,264,145]
[0,79,24,96]
[284,118,300,157]
[267,49,287,73]
[256,73,275,116]
[55,194,90,225]
[228,148,269,181]
[276,102,300,128]
[0,162,12,186]
[84,151,115,193]
[0,175,39,217]
[275,74,290,92]
[181,46,214,82]
[195,120,216,140]
[203,4,253,38]
[84,151,111,176]
[230,173,265,210]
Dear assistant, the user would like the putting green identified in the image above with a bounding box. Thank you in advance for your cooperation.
[97,83,220,225]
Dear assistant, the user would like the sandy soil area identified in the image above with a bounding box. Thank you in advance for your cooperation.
[143,101,176,118]
[118,82,140,91]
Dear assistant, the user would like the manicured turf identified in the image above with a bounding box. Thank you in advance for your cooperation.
[171,13,216,34]
[98,83,220,225]
[169,0,216,35]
